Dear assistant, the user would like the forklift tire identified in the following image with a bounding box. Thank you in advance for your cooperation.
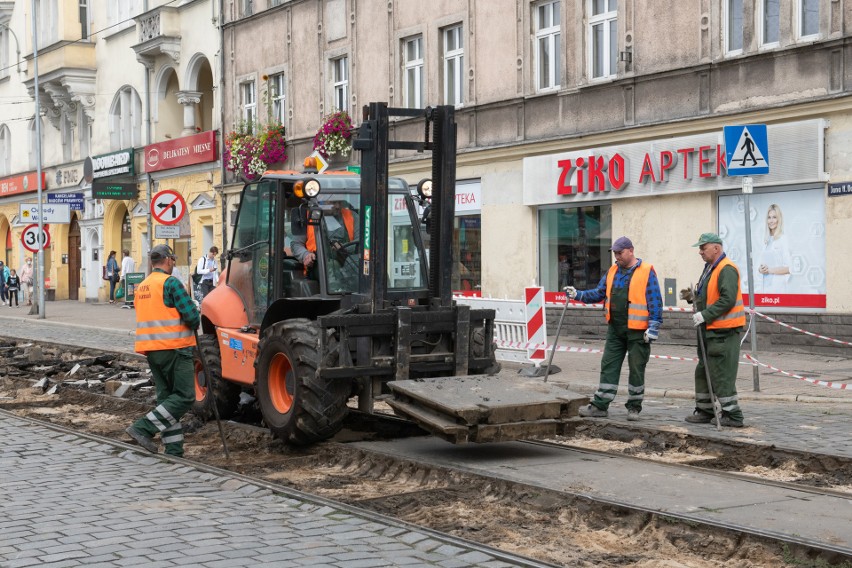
[472,327,501,375]
[193,333,241,420]
[256,319,350,445]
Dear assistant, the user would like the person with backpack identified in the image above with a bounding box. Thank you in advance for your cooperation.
[195,246,219,299]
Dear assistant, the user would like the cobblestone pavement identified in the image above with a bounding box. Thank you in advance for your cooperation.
[0,413,528,568]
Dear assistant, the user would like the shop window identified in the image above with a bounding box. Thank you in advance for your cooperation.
[453,216,481,293]
[538,205,612,291]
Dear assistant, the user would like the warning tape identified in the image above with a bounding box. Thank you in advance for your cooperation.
[749,310,852,347]
[744,353,852,391]
[540,300,693,312]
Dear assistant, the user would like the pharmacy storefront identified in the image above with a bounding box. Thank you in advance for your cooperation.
[522,119,829,311]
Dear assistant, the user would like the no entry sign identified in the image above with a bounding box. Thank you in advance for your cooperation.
[151,189,187,226]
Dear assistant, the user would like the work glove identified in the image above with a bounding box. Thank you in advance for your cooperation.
[692,312,705,327]
[644,321,660,343]
[564,286,578,300]
[679,287,694,304]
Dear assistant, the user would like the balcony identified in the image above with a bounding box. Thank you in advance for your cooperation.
[132,5,181,70]
[23,42,96,129]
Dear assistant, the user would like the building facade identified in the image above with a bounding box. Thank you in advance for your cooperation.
[0,0,222,302]
[222,0,852,329]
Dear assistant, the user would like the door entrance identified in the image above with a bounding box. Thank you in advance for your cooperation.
[68,217,81,300]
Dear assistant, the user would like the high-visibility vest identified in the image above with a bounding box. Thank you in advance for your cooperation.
[135,271,195,354]
[604,262,652,330]
[706,257,746,329]
[306,208,355,253]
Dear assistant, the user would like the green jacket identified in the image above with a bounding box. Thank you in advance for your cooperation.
[697,264,743,338]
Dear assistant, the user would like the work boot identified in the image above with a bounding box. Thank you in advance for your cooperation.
[685,410,713,424]
[125,426,158,453]
[626,409,640,422]
[579,404,608,418]
[712,415,745,428]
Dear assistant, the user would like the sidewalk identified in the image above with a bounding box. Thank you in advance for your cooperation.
[1,301,851,403]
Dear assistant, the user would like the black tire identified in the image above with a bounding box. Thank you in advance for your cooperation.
[255,319,350,445]
[192,333,241,420]
[472,326,501,375]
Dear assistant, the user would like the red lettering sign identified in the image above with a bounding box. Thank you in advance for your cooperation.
[639,153,657,183]
[144,131,217,173]
[0,172,46,197]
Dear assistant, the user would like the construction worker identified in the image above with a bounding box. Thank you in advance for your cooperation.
[566,236,663,421]
[125,244,200,455]
[292,199,356,270]
[682,233,746,427]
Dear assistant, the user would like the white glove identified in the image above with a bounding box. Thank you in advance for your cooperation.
[564,286,577,300]
[644,329,658,343]
[692,312,705,326]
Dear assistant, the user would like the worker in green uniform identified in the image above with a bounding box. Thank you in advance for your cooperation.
[126,244,201,455]
[566,236,663,421]
[681,233,746,428]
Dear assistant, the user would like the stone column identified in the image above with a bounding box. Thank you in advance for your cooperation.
[176,90,202,137]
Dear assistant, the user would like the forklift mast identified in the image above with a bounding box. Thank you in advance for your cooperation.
[353,103,456,312]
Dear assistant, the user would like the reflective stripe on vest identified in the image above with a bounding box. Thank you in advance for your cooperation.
[604,262,652,330]
[706,257,747,329]
[135,271,196,354]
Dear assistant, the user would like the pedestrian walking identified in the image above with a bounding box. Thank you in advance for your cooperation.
[6,269,19,308]
[0,261,8,305]
[106,251,120,304]
[120,249,136,293]
[681,233,746,428]
[19,257,33,306]
[125,244,200,456]
[565,236,663,421]
[195,246,219,299]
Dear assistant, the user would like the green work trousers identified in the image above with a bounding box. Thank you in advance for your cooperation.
[590,325,650,412]
[694,329,744,422]
[131,347,195,456]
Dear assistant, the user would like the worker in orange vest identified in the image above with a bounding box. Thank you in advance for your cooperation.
[566,236,663,422]
[125,244,200,455]
[292,200,356,274]
[683,233,746,428]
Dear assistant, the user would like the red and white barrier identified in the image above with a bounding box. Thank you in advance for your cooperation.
[524,287,547,363]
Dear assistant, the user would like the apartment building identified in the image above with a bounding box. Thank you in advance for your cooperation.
[223,0,851,321]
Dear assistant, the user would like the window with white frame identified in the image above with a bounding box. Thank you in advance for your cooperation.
[107,0,143,27]
[109,86,142,151]
[443,25,464,106]
[726,0,743,54]
[332,56,349,112]
[241,80,256,128]
[35,0,58,45]
[79,0,90,40]
[761,0,780,46]
[534,1,560,91]
[0,125,10,176]
[242,0,253,17]
[0,26,9,80]
[589,0,617,80]
[798,0,819,38]
[403,35,424,109]
[270,73,286,125]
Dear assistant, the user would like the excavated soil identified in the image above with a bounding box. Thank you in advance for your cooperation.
[2,340,849,567]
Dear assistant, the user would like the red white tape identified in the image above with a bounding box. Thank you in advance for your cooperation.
[494,339,698,362]
[749,310,852,347]
[744,353,852,390]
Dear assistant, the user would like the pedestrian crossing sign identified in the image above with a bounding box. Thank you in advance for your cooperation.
[724,124,769,176]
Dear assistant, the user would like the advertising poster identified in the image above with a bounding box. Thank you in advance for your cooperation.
[718,188,825,309]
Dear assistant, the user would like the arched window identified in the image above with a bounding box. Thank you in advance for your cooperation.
[0,125,10,176]
[109,86,142,151]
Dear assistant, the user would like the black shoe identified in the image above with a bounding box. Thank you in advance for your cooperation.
[712,416,745,428]
[685,410,713,424]
[125,426,158,453]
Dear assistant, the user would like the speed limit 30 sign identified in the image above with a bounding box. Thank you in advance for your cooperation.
[21,223,51,252]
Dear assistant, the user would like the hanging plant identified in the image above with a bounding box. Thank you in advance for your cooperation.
[223,120,287,181]
[312,110,354,158]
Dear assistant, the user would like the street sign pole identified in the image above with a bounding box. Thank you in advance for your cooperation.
[31,0,44,319]
[741,176,760,392]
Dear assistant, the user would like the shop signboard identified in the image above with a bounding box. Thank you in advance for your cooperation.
[48,192,85,210]
[0,172,46,197]
[144,131,217,173]
[92,182,138,200]
[91,149,135,179]
[19,203,71,224]
[718,188,826,310]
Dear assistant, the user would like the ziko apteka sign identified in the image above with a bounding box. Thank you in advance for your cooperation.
[92,182,138,200]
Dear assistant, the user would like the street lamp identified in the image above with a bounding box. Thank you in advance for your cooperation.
[0,21,22,74]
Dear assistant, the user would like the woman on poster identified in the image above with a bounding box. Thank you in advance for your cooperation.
[757,204,792,293]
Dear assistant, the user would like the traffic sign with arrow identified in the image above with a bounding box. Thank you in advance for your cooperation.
[151,189,187,226]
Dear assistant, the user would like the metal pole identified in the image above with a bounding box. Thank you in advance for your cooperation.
[542,289,571,382]
[31,0,45,319]
[741,177,760,391]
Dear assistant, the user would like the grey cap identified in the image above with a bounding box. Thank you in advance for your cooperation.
[609,236,634,252]
[149,244,175,261]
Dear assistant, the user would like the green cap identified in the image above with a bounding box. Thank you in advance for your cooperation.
[692,233,723,247]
